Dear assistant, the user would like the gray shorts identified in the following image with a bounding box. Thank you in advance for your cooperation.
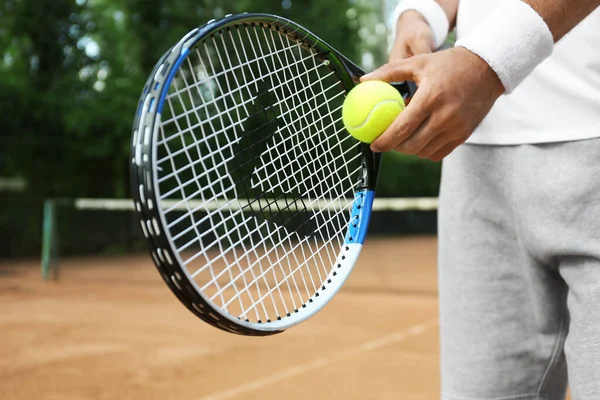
[438,139,600,400]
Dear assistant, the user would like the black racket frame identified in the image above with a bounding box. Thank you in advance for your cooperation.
[130,13,416,336]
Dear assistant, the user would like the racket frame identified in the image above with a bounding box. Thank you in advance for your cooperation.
[130,13,415,336]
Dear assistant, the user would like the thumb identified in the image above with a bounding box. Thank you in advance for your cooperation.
[360,56,423,84]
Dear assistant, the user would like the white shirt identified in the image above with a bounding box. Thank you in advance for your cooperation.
[456,1,600,145]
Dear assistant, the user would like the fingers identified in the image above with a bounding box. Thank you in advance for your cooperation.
[389,113,462,162]
[360,56,424,83]
[429,142,460,162]
[393,117,439,155]
[414,134,450,158]
[363,46,501,162]
[388,30,433,63]
[370,87,431,152]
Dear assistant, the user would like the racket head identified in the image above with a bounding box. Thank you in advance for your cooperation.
[130,13,411,336]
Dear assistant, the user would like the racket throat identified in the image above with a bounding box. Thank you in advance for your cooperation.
[355,143,379,191]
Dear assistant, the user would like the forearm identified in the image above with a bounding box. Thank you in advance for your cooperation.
[525,0,599,42]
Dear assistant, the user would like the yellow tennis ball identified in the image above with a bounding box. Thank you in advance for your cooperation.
[342,80,405,143]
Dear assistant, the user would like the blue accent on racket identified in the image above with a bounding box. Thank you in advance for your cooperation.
[157,47,190,114]
[344,189,374,245]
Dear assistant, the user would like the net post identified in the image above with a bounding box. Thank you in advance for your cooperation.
[41,199,59,280]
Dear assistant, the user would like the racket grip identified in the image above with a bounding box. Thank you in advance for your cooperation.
[391,80,418,100]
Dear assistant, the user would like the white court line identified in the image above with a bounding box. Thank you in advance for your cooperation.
[199,318,439,400]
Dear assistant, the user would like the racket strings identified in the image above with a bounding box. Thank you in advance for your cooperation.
[156,70,341,203]
[156,22,361,322]
[164,87,356,255]
[157,37,322,147]
[208,201,358,312]
[166,37,296,319]
[266,30,358,249]
[156,64,339,175]
[205,25,350,317]
[175,149,360,271]
[162,108,355,256]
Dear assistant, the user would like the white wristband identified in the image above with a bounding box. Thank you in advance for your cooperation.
[390,0,450,50]
[454,0,554,93]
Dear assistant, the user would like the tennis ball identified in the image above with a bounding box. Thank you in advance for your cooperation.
[342,80,405,143]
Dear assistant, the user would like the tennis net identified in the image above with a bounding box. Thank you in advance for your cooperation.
[41,196,438,280]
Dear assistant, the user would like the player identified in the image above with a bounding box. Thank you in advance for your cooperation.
[361,0,600,399]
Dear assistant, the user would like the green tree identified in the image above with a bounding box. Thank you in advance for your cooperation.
[0,0,440,257]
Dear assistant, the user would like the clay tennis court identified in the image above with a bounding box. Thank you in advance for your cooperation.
[1,236,439,399]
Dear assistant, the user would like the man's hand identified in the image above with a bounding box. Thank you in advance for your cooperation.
[361,47,505,162]
[390,11,436,62]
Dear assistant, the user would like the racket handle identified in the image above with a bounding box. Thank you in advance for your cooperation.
[391,80,418,100]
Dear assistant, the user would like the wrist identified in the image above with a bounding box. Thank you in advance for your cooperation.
[456,47,505,98]
[390,0,450,49]
[395,10,430,37]
[398,10,427,26]
[454,0,554,93]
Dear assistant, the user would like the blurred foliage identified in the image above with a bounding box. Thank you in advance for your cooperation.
[0,0,440,257]
[377,152,441,198]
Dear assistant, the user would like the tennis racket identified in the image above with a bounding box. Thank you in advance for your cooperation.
[130,13,415,336]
